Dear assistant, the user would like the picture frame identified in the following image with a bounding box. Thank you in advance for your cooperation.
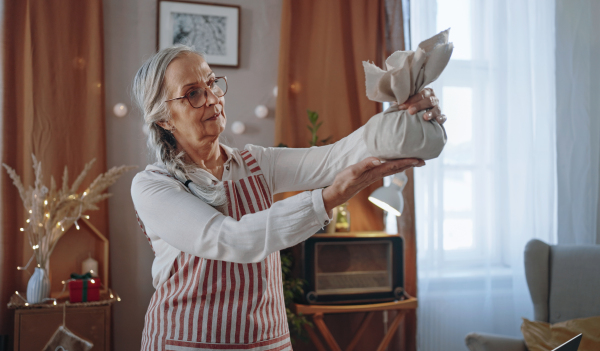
[157,1,240,68]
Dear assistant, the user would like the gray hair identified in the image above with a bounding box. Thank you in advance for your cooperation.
[132,45,227,210]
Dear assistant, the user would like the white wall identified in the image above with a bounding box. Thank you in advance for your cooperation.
[103,0,282,348]
[555,0,600,245]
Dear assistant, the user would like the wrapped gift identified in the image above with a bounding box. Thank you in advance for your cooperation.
[68,273,101,303]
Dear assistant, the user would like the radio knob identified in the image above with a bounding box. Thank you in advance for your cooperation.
[393,287,404,300]
[306,291,318,304]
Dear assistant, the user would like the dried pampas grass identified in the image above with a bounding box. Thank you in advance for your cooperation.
[2,155,136,269]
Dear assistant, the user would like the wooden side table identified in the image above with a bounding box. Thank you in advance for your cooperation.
[292,298,418,351]
[8,294,116,350]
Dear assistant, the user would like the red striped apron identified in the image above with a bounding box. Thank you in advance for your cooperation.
[139,150,291,351]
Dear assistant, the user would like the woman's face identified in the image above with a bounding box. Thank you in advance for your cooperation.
[162,53,226,147]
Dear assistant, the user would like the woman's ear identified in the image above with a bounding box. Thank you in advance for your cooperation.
[156,120,173,131]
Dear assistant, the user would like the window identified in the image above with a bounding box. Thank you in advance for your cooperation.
[409,0,502,269]
[408,0,557,348]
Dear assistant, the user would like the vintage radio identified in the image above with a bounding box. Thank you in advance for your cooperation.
[301,232,404,304]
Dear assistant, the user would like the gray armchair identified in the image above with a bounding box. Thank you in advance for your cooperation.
[465,239,600,351]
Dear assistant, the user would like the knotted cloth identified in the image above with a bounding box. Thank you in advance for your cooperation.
[362,29,453,160]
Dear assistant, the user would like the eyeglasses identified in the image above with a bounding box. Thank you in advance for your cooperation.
[165,76,228,108]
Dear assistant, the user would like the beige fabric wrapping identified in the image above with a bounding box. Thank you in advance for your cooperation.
[362,29,453,160]
[521,316,600,351]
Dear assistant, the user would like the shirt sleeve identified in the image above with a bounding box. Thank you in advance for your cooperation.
[131,171,332,264]
[245,125,372,195]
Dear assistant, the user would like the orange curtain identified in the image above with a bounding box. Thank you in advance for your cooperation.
[275,0,385,232]
[1,0,107,339]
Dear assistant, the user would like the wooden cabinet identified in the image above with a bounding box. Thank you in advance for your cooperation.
[14,304,110,351]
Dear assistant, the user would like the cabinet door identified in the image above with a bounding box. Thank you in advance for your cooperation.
[16,306,109,350]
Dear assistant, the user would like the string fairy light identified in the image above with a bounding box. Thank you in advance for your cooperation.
[17,254,34,271]
[3,155,135,305]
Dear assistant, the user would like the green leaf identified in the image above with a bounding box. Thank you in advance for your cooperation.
[321,136,332,144]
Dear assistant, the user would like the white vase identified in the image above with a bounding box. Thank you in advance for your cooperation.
[27,267,50,304]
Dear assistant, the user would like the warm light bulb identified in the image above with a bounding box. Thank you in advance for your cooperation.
[90,269,94,274]
[29,210,32,213]
[83,191,87,196]
[24,303,29,306]
[90,279,95,284]
[75,222,80,230]
[45,213,49,218]
[32,245,39,250]
[117,297,121,302]
[37,264,40,267]
[84,215,90,219]
[26,219,30,223]
[44,200,48,205]
[110,294,114,298]
[19,228,24,232]
[53,301,57,305]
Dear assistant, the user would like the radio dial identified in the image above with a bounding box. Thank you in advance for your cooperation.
[393,287,404,300]
[306,291,318,304]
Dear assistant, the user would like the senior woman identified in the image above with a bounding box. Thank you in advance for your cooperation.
[131,45,444,351]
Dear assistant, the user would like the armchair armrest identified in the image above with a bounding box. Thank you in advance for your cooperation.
[465,332,527,351]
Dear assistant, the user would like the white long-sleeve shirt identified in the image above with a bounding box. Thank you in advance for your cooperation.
[132,125,373,288]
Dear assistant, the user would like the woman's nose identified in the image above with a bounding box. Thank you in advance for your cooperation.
[205,88,219,106]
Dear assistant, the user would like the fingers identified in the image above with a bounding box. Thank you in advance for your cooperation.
[354,157,421,181]
[329,158,425,208]
[348,157,388,179]
[368,158,424,180]
[398,88,431,109]
[423,106,441,121]
[436,114,447,124]
[380,164,420,178]
[398,88,438,113]
[407,95,439,115]
[357,157,386,173]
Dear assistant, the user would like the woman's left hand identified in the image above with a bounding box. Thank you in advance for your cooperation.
[396,88,447,125]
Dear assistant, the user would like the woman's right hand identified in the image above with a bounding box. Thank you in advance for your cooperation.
[322,157,425,215]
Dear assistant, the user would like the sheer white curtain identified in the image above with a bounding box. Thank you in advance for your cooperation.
[409,1,556,349]
[555,0,600,245]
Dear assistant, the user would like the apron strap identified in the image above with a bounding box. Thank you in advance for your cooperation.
[239,149,263,175]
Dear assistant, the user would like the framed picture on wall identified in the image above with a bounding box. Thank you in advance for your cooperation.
[157,1,240,68]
